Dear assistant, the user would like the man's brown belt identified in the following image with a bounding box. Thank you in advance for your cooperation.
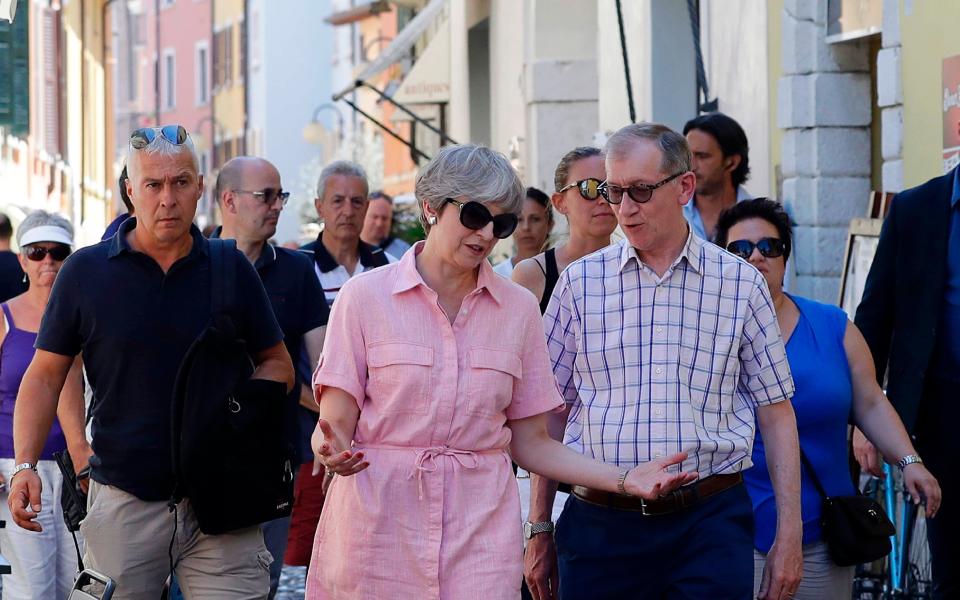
[571,472,743,516]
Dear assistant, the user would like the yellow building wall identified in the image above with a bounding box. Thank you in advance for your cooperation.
[900,0,960,186]
[213,0,245,142]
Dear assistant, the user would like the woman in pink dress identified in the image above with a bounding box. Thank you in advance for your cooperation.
[306,144,697,600]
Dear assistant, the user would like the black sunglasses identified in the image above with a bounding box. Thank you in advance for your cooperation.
[444,199,519,239]
[25,244,71,262]
[599,172,684,204]
[130,125,189,150]
[234,188,291,207]
[726,237,786,260]
[558,178,604,201]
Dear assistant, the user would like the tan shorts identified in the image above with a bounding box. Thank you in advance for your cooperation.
[80,480,271,600]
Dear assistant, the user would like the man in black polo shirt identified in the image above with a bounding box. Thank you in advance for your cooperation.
[8,127,294,599]
[213,156,328,599]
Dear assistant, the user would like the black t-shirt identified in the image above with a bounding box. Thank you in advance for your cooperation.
[0,250,27,302]
[36,218,284,501]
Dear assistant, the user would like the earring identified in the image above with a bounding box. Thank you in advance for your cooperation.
[22,272,27,283]
[427,216,437,226]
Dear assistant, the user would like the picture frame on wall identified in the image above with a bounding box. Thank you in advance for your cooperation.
[838,217,884,318]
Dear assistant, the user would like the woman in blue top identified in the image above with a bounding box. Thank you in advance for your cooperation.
[715,199,941,600]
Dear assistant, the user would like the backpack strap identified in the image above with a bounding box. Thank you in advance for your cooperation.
[208,239,238,337]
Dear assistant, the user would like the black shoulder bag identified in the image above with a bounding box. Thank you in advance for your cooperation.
[800,448,895,566]
[170,239,295,535]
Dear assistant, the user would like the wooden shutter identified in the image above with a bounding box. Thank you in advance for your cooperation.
[0,7,30,137]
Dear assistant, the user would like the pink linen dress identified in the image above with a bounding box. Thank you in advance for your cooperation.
[306,242,564,600]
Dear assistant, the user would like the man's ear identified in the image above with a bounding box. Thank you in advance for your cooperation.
[724,153,742,176]
[314,197,324,221]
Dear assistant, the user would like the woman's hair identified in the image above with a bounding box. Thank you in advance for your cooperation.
[16,210,74,248]
[553,147,603,192]
[526,186,554,230]
[714,197,794,260]
[415,144,524,233]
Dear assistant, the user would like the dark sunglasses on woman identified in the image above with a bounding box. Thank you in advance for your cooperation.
[726,237,786,260]
[444,198,519,239]
[130,124,189,150]
[25,244,71,262]
[558,178,604,201]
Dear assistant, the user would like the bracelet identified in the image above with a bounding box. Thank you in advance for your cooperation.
[324,470,336,480]
[617,467,634,496]
[10,462,37,481]
[897,454,923,470]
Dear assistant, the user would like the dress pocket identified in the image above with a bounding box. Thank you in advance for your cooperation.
[465,347,522,418]
[367,342,434,414]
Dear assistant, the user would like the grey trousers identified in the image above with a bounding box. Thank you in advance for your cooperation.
[80,480,272,600]
[754,541,854,600]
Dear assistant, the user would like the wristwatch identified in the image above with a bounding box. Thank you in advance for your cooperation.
[10,462,37,480]
[523,521,554,540]
[896,454,923,470]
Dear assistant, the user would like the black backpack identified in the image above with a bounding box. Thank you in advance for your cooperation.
[169,239,295,535]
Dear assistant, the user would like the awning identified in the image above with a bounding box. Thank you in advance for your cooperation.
[324,1,391,27]
[392,18,450,104]
[332,0,448,101]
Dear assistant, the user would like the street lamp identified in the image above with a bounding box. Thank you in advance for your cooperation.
[303,103,345,146]
[361,36,393,62]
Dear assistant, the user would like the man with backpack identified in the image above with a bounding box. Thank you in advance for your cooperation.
[8,126,293,599]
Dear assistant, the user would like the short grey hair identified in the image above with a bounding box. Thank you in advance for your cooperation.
[17,210,74,247]
[126,129,200,179]
[605,123,692,176]
[415,144,524,233]
[316,160,369,199]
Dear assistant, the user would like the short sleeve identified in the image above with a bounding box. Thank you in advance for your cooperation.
[543,269,581,406]
[737,279,795,407]
[35,255,84,357]
[506,297,565,421]
[312,278,367,407]
[297,253,329,333]
[235,252,284,353]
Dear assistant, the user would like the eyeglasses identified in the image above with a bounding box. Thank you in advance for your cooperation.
[130,125,189,150]
[25,244,71,262]
[558,178,604,201]
[234,188,291,207]
[444,199,519,239]
[599,172,685,205]
[726,237,787,260]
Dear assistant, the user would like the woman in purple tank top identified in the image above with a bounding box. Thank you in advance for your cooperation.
[0,210,87,600]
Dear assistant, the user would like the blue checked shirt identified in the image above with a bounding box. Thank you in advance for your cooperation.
[543,232,794,477]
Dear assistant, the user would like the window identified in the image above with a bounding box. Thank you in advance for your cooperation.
[163,49,175,110]
[212,25,233,89]
[160,0,175,8]
[195,42,209,105]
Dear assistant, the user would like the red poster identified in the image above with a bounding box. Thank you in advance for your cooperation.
[942,55,960,172]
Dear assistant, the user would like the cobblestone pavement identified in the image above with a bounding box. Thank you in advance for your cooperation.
[276,566,307,599]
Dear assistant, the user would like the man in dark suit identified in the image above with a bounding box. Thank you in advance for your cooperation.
[855,166,959,599]
[0,213,27,301]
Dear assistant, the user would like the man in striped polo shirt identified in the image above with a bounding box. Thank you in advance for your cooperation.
[524,123,802,600]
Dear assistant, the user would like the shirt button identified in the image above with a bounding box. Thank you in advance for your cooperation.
[656,326,663,333]
[655,367,662,374]
[655,409,663,416]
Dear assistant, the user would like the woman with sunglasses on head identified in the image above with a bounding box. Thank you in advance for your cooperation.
[715,198,941,599]
[512,147,617,315]
[306,144,697,600]
[493,187,554,278]
[0,210,87,600]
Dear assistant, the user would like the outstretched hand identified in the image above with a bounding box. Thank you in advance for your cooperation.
[623,452,698,499]
[312,418,369,478]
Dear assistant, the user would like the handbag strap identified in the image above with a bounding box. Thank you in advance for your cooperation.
[798,445,830,500]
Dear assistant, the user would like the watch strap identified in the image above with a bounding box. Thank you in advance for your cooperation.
[897,454,923,470]
[525,521,554,538]
[10,462,38,480]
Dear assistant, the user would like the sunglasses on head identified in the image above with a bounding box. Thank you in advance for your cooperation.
[444,198,519,239]
[25,244,71,262]
[558,178,604,201]
[234,188,291,207]
[599,172,684,204]
[726,237,786,260]
[130,125,189,150]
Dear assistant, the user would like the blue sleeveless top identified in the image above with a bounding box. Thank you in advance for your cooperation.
[744,294,857,553]
[0,302,67,459]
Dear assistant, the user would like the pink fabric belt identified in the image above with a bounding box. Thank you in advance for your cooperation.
[359,444,507,499]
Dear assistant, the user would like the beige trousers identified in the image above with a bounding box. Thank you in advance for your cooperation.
[80,480,271,600]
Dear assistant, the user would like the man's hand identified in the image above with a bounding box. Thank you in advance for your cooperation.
[70,443,94,494]
[758,533,802,600]
[852,427,882,477]
[7,468,44,532]
[524,533,559,600]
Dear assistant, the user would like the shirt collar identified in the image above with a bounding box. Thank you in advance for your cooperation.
[313,231,382,273]
[107,217,208,259]
[618,227,703,275]
[392,241,506,306]
[209,226,276,269]
[952,166,960,208]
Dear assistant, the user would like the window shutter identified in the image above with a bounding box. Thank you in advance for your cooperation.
[0,7,30,137]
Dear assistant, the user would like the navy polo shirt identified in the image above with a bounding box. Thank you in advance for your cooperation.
[36,217,283,501]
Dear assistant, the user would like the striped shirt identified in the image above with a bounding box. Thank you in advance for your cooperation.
[543,232,794,477]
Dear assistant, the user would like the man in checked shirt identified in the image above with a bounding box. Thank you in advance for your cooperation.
[523,123,802,600]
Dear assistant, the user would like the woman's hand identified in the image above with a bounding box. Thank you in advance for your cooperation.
[852,427,883,477]
[623,452,698,499]
[903,463,941,518]
[312,418,369,478]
